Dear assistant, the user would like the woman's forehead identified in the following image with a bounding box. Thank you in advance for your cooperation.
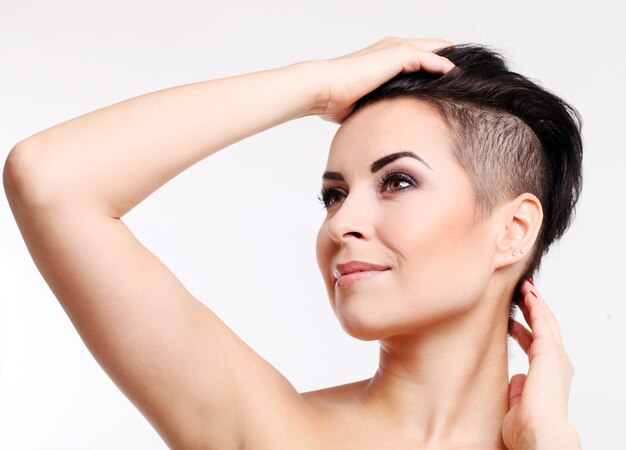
[327,98,453,171]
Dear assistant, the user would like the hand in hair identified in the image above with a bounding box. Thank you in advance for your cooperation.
[313,36,455,124]
[504,279,582,450]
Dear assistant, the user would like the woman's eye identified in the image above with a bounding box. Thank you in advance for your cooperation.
[317,172,418,210]
[379,172,419,193]
[386,177,410,191]
[317,188,345,209]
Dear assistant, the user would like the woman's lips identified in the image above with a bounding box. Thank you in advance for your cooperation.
[335,269,390,287]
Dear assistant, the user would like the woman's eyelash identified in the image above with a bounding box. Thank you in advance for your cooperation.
[376,171,419,193]
[317,186,340,209]
[317,170,420,209]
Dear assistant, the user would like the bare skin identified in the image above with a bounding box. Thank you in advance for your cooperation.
[3,37,580,449]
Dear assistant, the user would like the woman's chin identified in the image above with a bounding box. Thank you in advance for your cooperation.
[337,310,400,341]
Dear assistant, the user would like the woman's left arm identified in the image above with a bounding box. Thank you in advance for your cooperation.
[504,279,582,450]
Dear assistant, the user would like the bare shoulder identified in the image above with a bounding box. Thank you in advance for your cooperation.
[239,378,372,449]
[248,377,433,450]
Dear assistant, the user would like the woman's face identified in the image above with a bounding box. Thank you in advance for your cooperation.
[315,98,498,341]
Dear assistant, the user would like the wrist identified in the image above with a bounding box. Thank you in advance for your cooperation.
[285,60,330,118]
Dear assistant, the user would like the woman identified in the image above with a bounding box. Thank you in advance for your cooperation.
[4,37,582,449]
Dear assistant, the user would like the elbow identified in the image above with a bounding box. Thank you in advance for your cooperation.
[4,140,36,202]
[3,135,59,209]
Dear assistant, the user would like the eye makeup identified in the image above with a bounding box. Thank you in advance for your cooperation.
[317,168,421,210]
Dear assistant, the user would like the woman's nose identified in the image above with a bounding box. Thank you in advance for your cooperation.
[325,191,374,245]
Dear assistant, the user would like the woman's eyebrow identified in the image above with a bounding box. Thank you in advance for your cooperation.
[322,150,433,181]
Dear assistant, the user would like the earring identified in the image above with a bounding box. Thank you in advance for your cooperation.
[512,249,526,256]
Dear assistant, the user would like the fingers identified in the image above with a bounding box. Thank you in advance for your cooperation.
[398,47,455,74]
[334,39,455,75]
[376,36,456,74]
[510,279,570,360]
[508,373,526,408]
[405,41,455,73]
[519,280,564,346]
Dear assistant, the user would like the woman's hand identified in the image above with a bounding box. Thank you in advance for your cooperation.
[312,37,455,124]
[504,279,582,450]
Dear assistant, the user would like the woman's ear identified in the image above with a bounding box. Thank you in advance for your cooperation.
[493,193,543,271]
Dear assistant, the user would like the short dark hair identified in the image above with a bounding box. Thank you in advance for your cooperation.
[345,44,583,312]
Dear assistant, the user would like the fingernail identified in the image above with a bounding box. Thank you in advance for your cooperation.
[526,278,535,286]
[530,291,538,299]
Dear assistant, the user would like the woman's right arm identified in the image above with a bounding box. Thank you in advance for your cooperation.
[4,61,330,450]
[5,61,327,219]
[3,38,453,449]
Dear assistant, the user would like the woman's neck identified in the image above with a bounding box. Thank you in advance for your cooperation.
[358,292,512,449]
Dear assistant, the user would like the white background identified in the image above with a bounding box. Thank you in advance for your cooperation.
[1,1,624,448]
